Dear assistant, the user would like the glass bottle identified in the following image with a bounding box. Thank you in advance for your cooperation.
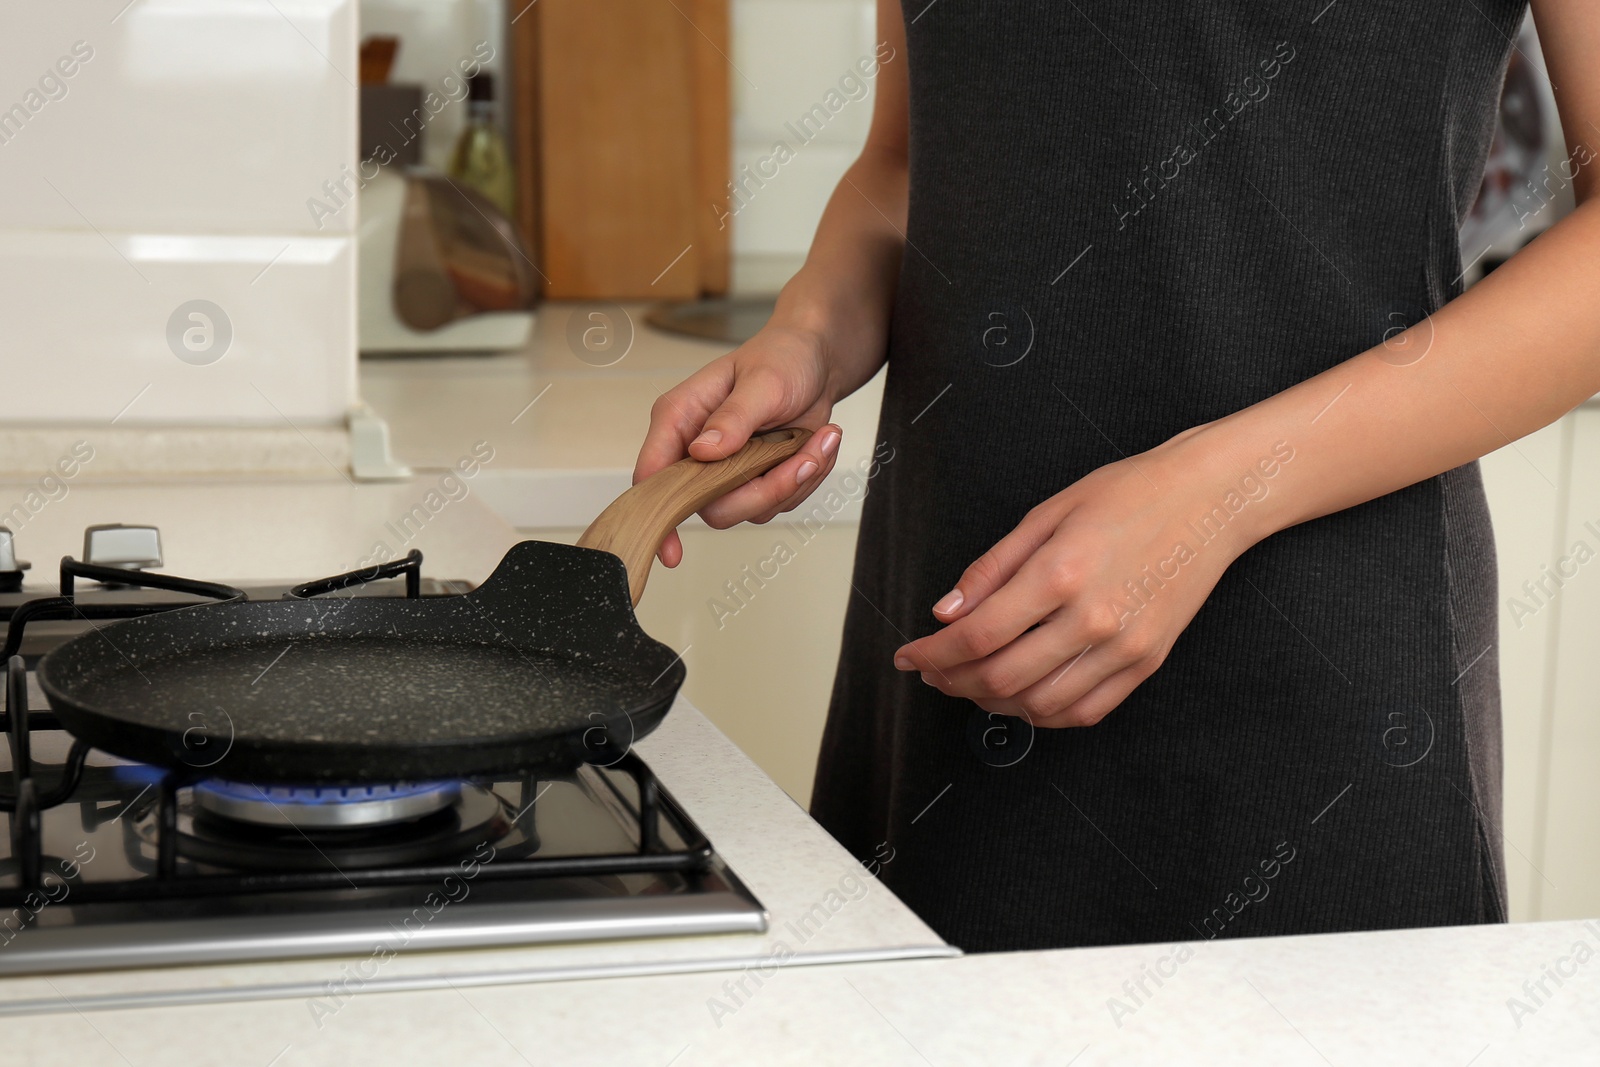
[448,73,516,219]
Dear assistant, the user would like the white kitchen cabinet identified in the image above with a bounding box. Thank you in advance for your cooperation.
[1480,406,1600,923]
[0,2,357,236]
[1517,407,1600,920]
[1481,417,1569,921]
[0,1,359,427]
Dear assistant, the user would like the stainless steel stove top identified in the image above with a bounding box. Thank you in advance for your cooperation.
[0,728,765,976]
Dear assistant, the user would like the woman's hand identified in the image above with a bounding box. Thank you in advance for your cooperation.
[893,436,1289,727]
[634,322,845,567]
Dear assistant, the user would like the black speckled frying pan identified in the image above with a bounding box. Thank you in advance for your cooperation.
[37,429,809,783]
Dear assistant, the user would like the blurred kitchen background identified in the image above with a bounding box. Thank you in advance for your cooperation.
[0,0,1593,927]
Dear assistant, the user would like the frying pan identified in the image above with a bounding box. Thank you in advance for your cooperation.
[36,428,809,783]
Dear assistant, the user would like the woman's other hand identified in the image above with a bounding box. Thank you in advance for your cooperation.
[893,435,1293,727]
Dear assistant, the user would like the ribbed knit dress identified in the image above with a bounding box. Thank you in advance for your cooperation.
[810,0,1526,951]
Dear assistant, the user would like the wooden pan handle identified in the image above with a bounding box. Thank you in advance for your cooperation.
[577,427,812,605]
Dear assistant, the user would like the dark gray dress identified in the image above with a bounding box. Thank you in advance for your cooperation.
[810,0,1525,951]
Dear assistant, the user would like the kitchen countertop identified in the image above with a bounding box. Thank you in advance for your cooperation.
[360,303,888,529]
[4,902,1599,1064]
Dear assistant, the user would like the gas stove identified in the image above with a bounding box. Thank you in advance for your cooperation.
[0,524,765,977]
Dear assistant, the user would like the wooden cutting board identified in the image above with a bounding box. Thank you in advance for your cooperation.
[511,0,730,300]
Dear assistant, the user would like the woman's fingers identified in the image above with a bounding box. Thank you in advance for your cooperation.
[631,326,835,566]
[636,362,823,562]
[639,373,728,568]
[657,529,684,568]
[928,505,1062,623]
[687,365,791,461]
[652,422,844,567]
[970,644,1118,720]
[894,558,1067,673]
[744,427,844,524]
[1026,659,1160,729]
[917,614,1091,700]
[704,425,843,528]
[637,372,727,487]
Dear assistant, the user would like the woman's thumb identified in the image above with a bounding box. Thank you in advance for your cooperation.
[688,373,783,461]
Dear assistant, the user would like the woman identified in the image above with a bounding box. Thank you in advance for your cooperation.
[634,0,1600,951]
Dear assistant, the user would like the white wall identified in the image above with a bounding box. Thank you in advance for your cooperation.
[730,0,878,284]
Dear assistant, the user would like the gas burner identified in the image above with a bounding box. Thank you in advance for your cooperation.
[193,780,462,829]
[138,783,535,872]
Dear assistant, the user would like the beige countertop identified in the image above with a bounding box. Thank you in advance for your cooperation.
[5,902,1599,1064]
[360,303,887,529]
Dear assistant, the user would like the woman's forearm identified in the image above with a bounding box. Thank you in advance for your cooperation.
[1179,195,1600,545]
[770,146,908,404]
[764,0,910,407]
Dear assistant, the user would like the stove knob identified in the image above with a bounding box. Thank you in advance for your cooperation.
[0,527,30,592]
[83,524,163,571]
